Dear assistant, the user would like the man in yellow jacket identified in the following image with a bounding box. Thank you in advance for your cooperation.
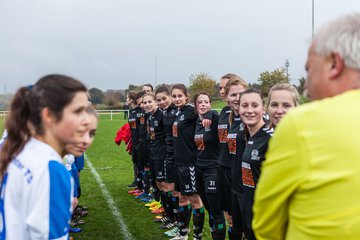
[253,13,360,239]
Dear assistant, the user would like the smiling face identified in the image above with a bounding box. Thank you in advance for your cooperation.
[171,88,188,108]
[195,94,211,115]
[142,95,158,114]
[267,89,296,127]
[239,92,265,130]
[226,84,246,115]
[156,91,172,110]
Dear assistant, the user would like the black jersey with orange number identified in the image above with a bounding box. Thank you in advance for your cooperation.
[163,104,177,155]
[217,106,232,168]
[148,108,166,161]
[128,106,143,146]
[173,105,197,165]
[241,124,273,234]
[139,111,150,143]
[227,114,246,196]
[242,125,273,190]
[195,110,219,169]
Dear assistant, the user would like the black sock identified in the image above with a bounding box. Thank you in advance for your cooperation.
[192,207,205,240]
[136,169,143,189]
[160,192,166,208]
[178,204,191,236]
[228,226,242,240]
[211,212,226,240]
[172,196,179,223]
[153,188,161,202]
[209,213,214,232]
[165,192,174,221]
[143,170,151,194]
[132,163,137,183]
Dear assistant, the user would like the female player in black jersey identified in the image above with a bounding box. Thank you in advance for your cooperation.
[127,91,144,190]
[171,84,211,240]
[221,78,248,240]
[239,89,273,240]
[137,91,153,200]
[155,87,180,234]
[267,83,300,128]
[193,91,227,240]
[142,93,167,204]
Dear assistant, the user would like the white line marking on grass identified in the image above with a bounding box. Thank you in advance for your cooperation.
[86,155,134,240]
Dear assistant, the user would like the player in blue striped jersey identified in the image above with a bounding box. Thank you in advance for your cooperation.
[0,74,90,240]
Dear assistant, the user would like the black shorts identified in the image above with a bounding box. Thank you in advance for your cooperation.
[196,166,218,194]
[153,159,165,182]
[165,157,175,183]
[217,165,232,214]
[175,164,197,195]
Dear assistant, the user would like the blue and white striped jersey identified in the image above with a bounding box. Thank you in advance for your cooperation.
[0,138,74,240]
[0,130,7,146]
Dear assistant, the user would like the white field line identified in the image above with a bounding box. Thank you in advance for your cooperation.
[85,155,134,240]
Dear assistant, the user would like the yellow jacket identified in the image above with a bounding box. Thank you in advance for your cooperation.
[253,89,360,240]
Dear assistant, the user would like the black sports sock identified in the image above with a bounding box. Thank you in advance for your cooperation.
[132,163,137,183]
[178,204,191,237]
[143,170,151,194]
[172,196,179,223]
[228,226,242,240]
[209,213,214,232]
[160,192,166,208]
[211,212,226,240]
[164,192,174,221]
[192,207,205,240]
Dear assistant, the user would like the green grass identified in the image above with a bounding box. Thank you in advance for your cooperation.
[211,100,226,111]
[71,114,212,239]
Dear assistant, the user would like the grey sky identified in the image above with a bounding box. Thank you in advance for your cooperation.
[0,0,359,92]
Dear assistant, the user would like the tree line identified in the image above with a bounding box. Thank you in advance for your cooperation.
[89,67,307,109]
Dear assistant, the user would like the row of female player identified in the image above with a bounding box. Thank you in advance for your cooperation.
[0,74,98,239]
[126,74,300,240]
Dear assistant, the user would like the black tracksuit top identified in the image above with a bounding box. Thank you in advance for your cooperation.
[139,111,150,143]
[242,124,273,190]
[163,104,178,157]
[172,105,198,165]
[217,106,232,168]
[241,124,273,231]
[227,114,246,196]
[148,108,166,161]
[128,106,143,147]
[194,110,219,169]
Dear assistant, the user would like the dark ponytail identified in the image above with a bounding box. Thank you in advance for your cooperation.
[0,87,33,177]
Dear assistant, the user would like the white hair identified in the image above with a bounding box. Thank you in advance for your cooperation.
[315,13,360,71]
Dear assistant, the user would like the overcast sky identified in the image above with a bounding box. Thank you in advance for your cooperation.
[0,0,359,92]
